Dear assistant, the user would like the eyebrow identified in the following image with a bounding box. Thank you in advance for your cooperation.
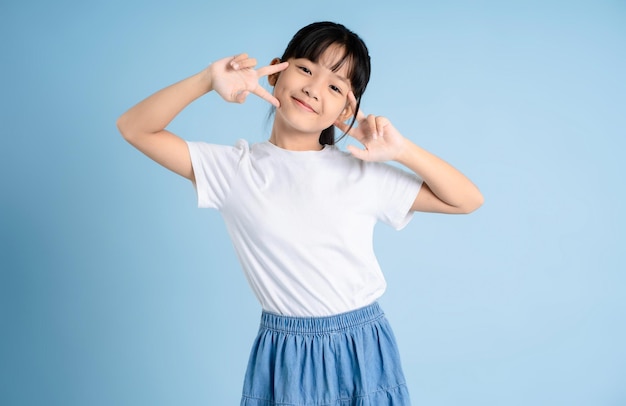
[295,58,351,87]
[333,73,350,87]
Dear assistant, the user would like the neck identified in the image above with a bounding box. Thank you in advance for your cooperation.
[269,124,323,151]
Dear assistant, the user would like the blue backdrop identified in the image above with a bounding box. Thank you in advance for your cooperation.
[1,0,625,405]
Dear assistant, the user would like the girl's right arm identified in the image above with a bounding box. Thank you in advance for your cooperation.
[116,54,288,181]
[116,71,211,181]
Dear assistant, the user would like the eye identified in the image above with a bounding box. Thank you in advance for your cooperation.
[298,66,312,75]
[330,85,342,94]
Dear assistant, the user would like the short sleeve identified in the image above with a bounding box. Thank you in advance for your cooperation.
[186,139,248,209]
[373,163,423,230]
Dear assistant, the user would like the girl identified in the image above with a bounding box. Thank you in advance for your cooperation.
[118,21,482,406]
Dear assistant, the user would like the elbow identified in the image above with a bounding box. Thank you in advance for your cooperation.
[460,192,484,214]
[116,113,134,142]
[116,114,127,138]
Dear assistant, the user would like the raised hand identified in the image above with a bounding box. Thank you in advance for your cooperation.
[208,54,288,107]
[334,92,407,162]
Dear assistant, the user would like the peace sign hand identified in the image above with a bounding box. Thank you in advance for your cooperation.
[334,92,407,162]
[208,53,288,107]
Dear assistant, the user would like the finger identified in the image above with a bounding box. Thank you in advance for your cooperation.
[235,90,250,104]
[375,116,389,138]
[338,118,368,143]
[347,144,369,161]
[252,85,280,107]
[229,53,249,70]
[230,54,257,70]
[334,118,350,133]
[347,91,366,122]
[366,114,377,139]
[257,61,289,78]
[235,57,257,70]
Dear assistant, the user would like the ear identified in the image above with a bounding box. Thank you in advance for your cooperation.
[268,57,283,86]
[337,100,354,122]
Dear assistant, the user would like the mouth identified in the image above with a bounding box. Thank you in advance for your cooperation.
[291,97,317,114]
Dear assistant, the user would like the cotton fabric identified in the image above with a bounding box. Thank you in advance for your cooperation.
[187,140,422,317]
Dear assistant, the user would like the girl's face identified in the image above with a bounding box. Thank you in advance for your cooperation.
[271,46,354,137]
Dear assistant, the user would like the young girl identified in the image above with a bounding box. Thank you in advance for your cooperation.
[118,21,482,406]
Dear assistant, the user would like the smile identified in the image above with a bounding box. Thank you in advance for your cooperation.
[292,97,317,114]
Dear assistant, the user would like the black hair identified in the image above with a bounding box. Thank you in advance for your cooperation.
[279,21,371,145]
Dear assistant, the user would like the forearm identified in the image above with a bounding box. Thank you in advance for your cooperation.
[117,69,212,139]
[395,138,484,213]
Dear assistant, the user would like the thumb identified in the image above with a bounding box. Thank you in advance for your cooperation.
[334,119,349,133]
[347,144,368,161]
[235,90,250,104]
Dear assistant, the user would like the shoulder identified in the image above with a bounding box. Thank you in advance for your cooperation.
[187,139,251,159]
[326,145,404,174]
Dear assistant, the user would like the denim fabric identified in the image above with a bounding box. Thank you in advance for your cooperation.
[240,303,411,405]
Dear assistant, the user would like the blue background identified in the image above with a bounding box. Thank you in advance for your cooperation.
[1,0,625,405]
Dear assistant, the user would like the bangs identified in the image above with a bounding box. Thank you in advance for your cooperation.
[291,37,356,76]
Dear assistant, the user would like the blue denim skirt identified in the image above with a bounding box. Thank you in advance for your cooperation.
[240,302,411,405]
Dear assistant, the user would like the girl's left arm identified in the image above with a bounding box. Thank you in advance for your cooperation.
[394,139,484,214]
[336,93,483,214]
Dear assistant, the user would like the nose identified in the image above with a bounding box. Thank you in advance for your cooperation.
[302,84,319,101]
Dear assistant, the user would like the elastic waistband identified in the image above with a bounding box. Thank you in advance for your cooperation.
[260,302,384,335]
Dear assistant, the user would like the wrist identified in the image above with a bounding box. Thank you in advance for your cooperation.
[393,137,414,164]
[197,66,214,94]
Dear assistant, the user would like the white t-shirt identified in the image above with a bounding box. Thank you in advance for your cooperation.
[187,139,422,317]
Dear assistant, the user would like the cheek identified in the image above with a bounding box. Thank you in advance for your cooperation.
[272,82,287,99]
[328,99,348,117]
